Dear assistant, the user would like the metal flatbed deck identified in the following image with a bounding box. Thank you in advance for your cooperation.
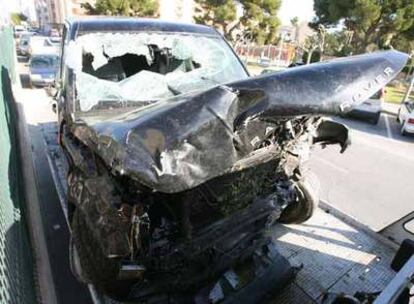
[39,121,399,303]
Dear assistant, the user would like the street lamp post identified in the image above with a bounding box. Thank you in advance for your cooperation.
[402,52,414,102]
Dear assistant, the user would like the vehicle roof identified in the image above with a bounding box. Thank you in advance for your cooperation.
[30,36,48,40]
[263,67,286,72]
[31,50,59,57]
[65,17,220,40]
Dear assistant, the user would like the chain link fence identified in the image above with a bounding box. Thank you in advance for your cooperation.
[0,27,37,304]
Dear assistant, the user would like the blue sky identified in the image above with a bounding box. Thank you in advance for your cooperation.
[278,0,316,25]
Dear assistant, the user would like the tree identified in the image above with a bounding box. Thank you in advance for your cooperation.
[290,17,299,27]
[193,0,237,38]
[82,0,159,17]
[298,33,319,64]
[322,30,354,57]
[10,13,27,25]
[238,0,281,45]
[316,24,326,61]
[311,0,414,54]
[194,0,281,44]
[297,25,326,64]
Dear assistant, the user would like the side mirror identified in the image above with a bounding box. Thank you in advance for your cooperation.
[47,79,61,99]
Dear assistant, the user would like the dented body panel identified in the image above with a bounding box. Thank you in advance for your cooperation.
[57,18,409,302]
[70,51,407,193]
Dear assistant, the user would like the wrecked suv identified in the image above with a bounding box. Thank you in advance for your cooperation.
[56,18,407,302]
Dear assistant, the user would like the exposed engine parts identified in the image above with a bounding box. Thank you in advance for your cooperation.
[58,18,408,302]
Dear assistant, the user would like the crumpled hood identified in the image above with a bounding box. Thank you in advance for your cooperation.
[72,50,408,193]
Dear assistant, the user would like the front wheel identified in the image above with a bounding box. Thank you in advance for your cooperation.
[278,178,319,224]
[71,209,131,300]
[69,236,90,284]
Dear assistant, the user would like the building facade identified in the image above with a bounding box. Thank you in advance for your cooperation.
[35,0,196,31]
[34,0,93,30]
[158,0,195,23]
[35,0,51,30]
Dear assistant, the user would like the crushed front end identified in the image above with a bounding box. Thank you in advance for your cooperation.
[58,25,408,303]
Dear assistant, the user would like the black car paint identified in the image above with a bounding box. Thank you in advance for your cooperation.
[70,51,407,193]
[57,18,409,302]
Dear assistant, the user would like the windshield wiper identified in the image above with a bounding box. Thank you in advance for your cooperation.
[200,76,220,85]
[167,85,181,96]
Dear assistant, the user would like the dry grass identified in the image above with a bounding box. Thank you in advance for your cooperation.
[385,85,414,104]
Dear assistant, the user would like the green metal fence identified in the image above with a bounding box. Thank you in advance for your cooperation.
[0,27,37,304]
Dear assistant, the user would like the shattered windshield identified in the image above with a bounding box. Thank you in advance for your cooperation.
[65,32,248,115]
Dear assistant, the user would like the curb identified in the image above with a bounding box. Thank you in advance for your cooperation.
[14,88,58,304]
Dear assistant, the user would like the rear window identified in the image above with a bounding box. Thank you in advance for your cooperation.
[31,55,59,69]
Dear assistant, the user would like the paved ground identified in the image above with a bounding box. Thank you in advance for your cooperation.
[310,114,414,232]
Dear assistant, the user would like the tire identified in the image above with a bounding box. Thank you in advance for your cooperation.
[69,236,90,284]
[278,178,319,224]
[371,113,380,125]
[401,124,408,136]
[71,209,131,300]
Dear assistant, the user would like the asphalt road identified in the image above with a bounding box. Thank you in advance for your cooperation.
[310,114,414,232]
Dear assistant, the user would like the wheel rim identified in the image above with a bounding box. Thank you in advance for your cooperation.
[69,237,90,283]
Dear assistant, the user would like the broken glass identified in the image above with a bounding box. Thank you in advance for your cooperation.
[65,32,248,114]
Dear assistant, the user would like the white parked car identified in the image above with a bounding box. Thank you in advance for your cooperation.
[17,33,34,56]
[342,89,384,124]
[28,36,59,57]
[397,100,414,135]
[13,25,26,39]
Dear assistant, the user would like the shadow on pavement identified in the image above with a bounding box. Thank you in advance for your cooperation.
[27,122,92,304]
[20,73,31,88]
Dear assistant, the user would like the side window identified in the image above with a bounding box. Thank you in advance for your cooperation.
[407,102,414,112]
[404,219,414,235]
